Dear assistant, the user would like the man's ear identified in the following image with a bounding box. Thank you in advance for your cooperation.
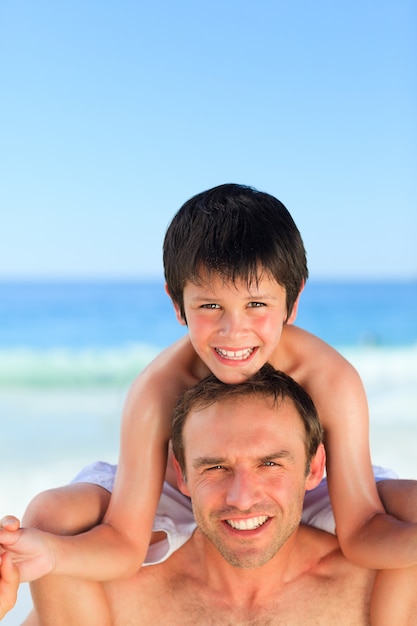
[305,443,326,492]
[286,281,305,325]
[165,283,186,326]
[172,455,191,497]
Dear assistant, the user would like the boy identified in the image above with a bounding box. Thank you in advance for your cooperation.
[2,184,417,624]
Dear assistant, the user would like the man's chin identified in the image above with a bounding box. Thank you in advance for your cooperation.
[216,546,277,570]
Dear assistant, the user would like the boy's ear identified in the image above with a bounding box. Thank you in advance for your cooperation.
[286,281,305,325]
[172,455,190,497]
[305,443,326,492]
[165,283,186,326]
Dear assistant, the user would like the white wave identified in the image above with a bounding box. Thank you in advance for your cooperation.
[0,344,159,387]
[340,344,417,424]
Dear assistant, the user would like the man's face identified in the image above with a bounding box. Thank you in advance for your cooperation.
[176,394,322,569]
[172,270,295,384]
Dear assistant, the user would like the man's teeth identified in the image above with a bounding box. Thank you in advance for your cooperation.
[226,516,268,530]
[216,348,254,360]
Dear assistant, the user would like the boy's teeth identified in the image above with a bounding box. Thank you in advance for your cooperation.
[216,348,254,360]
[226,516,268,530]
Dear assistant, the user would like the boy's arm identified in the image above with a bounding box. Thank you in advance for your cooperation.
[0,337,197,582]
[312,348,417,569]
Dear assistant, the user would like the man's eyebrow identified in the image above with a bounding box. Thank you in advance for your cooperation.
[261,450,296,464]
[192,456,226,469]
[192,450,296,470]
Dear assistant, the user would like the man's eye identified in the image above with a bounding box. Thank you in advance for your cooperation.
[263,461,278,467]
[207,465,224,471]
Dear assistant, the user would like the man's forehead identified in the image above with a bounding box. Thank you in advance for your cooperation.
[183,395,305,448]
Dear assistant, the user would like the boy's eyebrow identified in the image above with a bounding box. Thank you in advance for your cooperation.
[188,291,281,301]
[246,292,281,301]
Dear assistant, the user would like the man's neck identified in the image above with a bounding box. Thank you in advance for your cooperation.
[189,528,305,605]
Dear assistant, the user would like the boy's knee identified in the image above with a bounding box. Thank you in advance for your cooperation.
[23,489,68,533]
[22,483,110,535]
[377,479,417,523]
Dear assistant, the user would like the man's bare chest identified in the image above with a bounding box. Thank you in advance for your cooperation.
[134,573,371,626]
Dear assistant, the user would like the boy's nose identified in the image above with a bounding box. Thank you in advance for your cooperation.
[225,471,261,510]
[218,311,246,338]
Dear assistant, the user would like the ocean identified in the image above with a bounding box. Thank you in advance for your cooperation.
[1,279,417,623]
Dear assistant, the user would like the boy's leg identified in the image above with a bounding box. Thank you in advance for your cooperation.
[371,479,417,626]
[22,482,111,626]
[377,479,417,521]
[23,482,110,535]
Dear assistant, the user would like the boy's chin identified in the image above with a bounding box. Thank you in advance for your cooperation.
[209,362,261,385]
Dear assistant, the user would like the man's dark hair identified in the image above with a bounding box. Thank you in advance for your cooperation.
[172,364,323,476]
[163,183,308,321]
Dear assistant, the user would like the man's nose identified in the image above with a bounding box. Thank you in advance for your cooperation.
[225,470,261,510]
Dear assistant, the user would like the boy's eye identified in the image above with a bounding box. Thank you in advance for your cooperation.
[201,303,220,309]
[248,302,265,308]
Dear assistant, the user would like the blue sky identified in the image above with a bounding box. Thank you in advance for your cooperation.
[1,0,416,280]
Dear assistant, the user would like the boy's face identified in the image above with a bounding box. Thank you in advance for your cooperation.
[175,270,293,384]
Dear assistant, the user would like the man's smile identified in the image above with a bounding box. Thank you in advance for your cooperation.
[225,515,269,531]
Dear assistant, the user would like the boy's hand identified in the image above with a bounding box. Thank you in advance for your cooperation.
[0,552,19,619]
[0,516,55,582]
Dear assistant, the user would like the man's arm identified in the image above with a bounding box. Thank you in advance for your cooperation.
[0,552,19,619]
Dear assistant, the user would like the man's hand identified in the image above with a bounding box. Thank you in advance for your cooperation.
[0,552,19,618]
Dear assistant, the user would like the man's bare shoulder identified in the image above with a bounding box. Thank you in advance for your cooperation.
[295,526,375,599]
[110,529,374,626]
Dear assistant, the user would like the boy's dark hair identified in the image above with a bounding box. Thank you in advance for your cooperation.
[163,183,308,320]
[171,363,323,477]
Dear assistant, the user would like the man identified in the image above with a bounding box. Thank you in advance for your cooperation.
[100,364,374,625]
[0,552,19,619]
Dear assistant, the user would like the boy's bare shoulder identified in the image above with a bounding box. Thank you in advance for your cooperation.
[278,325,355,377]
[277,326,365,411]
[117,336,207,440]
[131,336,207,395]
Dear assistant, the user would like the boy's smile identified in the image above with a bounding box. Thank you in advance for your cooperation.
[176,271,292,384]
